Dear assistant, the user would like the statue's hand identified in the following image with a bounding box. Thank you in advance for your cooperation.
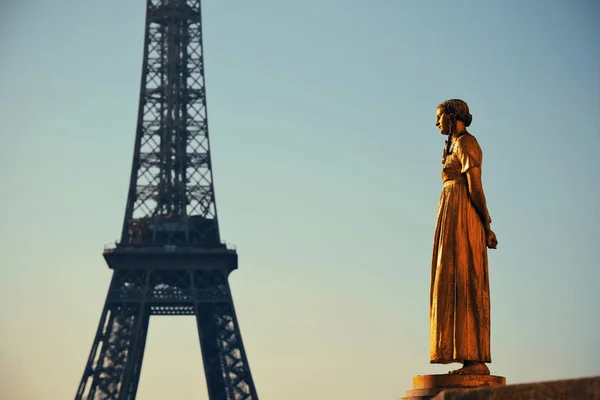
[486,229,498,249]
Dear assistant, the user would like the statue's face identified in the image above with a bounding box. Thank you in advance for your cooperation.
[435,108,451,136]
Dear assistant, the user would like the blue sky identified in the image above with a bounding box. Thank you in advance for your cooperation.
[1,1,599,399]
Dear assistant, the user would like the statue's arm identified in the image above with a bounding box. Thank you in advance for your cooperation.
[465,167,492,231]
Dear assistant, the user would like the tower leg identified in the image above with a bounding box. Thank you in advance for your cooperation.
[197,303,228,400]
[195,300,259,399]
[75,273,150,400]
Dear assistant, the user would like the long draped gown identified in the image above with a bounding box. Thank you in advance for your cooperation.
[430,133,491,364]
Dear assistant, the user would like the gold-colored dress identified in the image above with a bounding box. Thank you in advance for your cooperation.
[430,133,491,364]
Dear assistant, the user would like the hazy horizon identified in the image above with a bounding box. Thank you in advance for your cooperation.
[1,1,599,399]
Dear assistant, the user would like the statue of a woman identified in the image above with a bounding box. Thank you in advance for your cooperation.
[430,99,498,375]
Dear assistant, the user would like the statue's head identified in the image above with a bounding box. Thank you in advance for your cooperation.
[435,99,472,136]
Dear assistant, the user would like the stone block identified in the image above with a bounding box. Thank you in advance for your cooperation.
[432,376,600,400]
[400,374,505,399]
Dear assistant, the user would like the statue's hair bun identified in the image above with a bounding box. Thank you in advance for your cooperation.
[464,113,472,127]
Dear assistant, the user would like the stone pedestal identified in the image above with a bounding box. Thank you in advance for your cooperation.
[400,374,506,400]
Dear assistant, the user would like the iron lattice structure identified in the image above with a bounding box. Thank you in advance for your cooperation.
[75,1,258,399]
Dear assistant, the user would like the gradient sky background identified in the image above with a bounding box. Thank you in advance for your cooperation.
[1,1,599,399]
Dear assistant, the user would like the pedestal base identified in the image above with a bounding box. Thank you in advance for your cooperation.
[400,374,506,400]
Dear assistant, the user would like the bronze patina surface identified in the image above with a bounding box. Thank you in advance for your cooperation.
[399,100,505,400]
[431,99,498,376]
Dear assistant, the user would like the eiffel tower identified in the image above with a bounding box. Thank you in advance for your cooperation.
[74,1,259,399]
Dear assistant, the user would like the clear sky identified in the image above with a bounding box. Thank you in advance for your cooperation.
[1,1,599,399]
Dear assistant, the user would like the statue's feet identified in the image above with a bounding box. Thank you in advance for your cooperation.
[448,361,490,375]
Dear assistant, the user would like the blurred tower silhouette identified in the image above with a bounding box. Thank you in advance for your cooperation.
[74,1,258,399]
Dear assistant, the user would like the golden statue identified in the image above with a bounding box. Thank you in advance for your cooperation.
[430,99,498,376]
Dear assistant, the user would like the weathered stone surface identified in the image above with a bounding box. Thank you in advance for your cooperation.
[432,376,600,400]
[414,374,506,389]
[404,387,445,398]
[400,374,506,399]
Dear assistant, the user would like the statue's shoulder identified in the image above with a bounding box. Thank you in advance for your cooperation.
[457,133,481,151]
[456,133,482,160]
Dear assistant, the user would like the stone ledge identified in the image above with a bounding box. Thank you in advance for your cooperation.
[414,374,506,389]
[432,376,600,400]
[401,374,505,399]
